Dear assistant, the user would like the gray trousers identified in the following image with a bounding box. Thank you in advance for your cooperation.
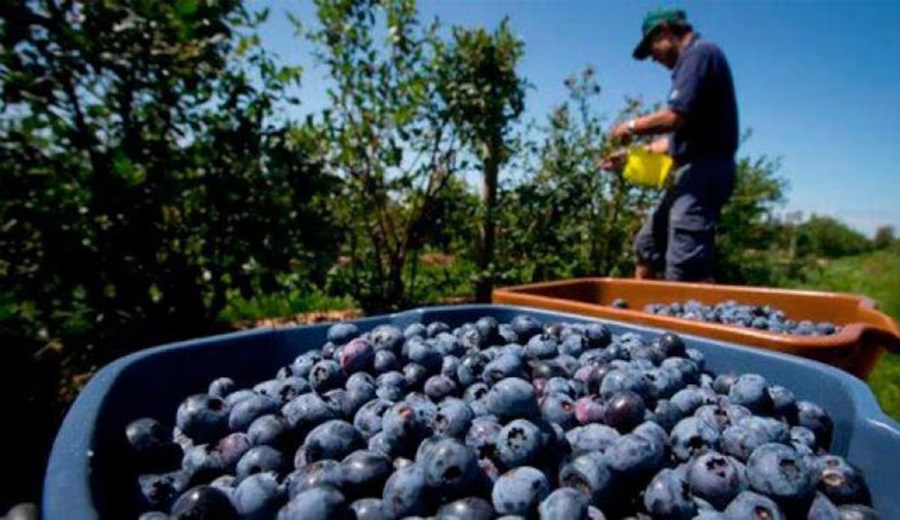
[634,158,736,282]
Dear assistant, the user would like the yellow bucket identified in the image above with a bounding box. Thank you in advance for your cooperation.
[622,147,674,188]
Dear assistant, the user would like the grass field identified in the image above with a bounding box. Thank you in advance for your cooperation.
[795,249,900,420]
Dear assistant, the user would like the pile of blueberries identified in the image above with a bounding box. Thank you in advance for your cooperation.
[637,300,841,337]
[127,315,879,519]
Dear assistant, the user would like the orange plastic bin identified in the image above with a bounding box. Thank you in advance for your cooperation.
[492,277,900,379]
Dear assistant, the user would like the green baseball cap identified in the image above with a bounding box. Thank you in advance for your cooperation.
[632,8,688,60]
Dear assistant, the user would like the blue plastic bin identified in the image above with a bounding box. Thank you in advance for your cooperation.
[44,304,900,519]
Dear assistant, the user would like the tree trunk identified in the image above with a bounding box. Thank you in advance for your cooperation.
[475,150,499,302]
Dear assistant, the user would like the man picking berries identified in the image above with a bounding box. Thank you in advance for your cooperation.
[605,9,739,282]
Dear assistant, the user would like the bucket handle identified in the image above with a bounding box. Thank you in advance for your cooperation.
[860,325,900,356]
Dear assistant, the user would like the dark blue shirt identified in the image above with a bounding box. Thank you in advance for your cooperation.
[668,37,738,163]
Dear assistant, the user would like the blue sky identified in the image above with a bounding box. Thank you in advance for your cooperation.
[251,0,900,237]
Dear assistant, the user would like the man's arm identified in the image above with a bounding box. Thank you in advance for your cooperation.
[611,108,685,140]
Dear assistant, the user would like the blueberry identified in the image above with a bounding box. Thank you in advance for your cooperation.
[341,449,394,499]
[559,334,587,358]
[286,459,345,496]
[208,377,237,399]
[375,371,408,402]
[466,418,503,459]
[434,332,466,357]
[604,391,646,434]
[381,403,433,454]
[486,377,539,421]
[686,451,745,510]
[126,418,182,472]
[529,358,568,381]
[137,470,192,510]
[558,451,616,509]
[171,485,238,519]
[424,374,458,401]
[574,395,606,425]
[232,471,286,520]
[768,384,798,420]
[813,455,871,506]
[605,433,665,482]
[492,466,551,517]
[236,445,286,482]
[253,378,282,398]
[432,398,475,439]
[137,512,169,520]
[545,377,576,397]
[209,474,236,496]
[583,323,613,349]
[633,420,669,452]
[302,420,365,463]
[436,496,494,520]
[791,426,818,451]
[381,463,430,518]
[475,316,503,345]
[339,337,375,374]
[374,350,400,373]
[599,369,650,401]
[482,353,527,385]
[670,417,721,462]
[403,362,431,391]
[509,315,544,342]
[496,419,544,468]
[463,382,490,403]
[176,394,230,444]
[540,392,576,429]
[457,352,489,387]
[290,352,323,379]
[652,399,683,431]
[670,387,717,417]
[224,389,257,408]
[349,497,383,520]
[808,492,841,519]
[228,394,280,432]
[281,393,340,433]
[309,359,345,393]
[661,357,702,386]
[723,490,785,519]
[713,373,739,395]
[655,332,687,358]
[408,340,443,373]
[538,487,590,519]
[643,468,697,520]
[648,367,684,399]
[553,354,580,377]
[739,415,790,444]
[371,324,404,353]
[419,437,480,499]
[274,377,311,405]
[441,354,462,379]
[353,398,393,437]
[327,322,360,346]
[695,404,752,433]
[526,334,559,360]
[423,320,449,338]
[403,322,428,340]
[722,424,770,463]
[728,374,772,414]
[746,443,816,513]
[278,485,348,520]
[796,401,834,450]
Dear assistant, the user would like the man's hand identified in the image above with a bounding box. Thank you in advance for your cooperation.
[599,148,629,172]
[610,120,634,141]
